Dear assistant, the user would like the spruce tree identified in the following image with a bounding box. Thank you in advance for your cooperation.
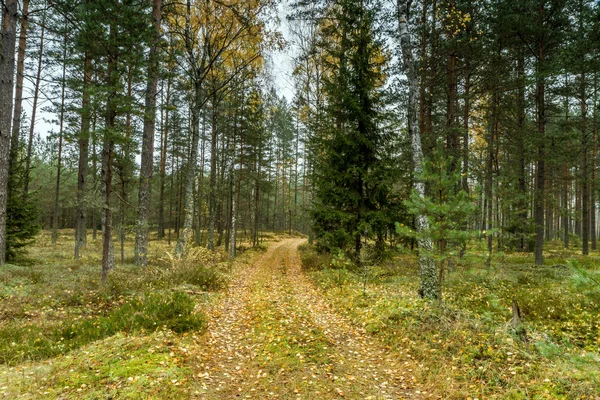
[311,0,392,257]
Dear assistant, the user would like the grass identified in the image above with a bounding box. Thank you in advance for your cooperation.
[300,241,600,399]
[0,229,239,398]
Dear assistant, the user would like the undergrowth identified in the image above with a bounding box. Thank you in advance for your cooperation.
[299,243,600,399]
[0,230,229,365]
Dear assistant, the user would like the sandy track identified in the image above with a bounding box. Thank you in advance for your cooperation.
[192,239,417,399]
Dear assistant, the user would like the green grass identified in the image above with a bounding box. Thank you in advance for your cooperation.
[0,230,227,366]
[300,242,600,399]
[0,290,204,365]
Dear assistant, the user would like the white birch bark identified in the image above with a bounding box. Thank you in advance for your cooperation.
[397,0,439,300]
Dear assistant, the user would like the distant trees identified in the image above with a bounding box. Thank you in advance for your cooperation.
[2,0,600,290]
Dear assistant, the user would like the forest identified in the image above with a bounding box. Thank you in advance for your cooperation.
[0,0,599,398]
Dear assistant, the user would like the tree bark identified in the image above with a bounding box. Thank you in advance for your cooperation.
[0,0,19,265]
[24,13,45,196]
[581,69,589,255]
[52,38,68,245]
[9,0,29,165]
[398,0,439,300]
[175,80,202,257]
[207,96,218,251]
[158,76,171,240]
[135,0,162,266]
[592,72,597,250]
[101,14,118,282]
[534,3,546,266]
[74,52,92,259]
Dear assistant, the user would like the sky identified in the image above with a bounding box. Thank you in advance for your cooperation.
[28,1,297,148]
[268,0,297,103]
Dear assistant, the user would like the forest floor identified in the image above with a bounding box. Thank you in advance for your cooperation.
[0,232,599,399]
[191,238,419,399]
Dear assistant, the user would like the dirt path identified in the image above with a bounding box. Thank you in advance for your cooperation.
[192,239,418,399]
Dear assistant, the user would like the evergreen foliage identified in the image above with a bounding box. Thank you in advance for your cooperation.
[311,0,397,256]
[6,148,41,261]
[397,151,478,270]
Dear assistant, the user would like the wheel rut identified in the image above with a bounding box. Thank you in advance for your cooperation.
[192,239,420,399]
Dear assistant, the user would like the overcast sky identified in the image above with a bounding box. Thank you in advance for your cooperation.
[28,1,297,148]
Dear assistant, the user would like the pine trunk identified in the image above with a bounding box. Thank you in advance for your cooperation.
[135,0,162,266]
[0,0,19,265]
[10,0,29,165]
[24,15,45,196]
[534,7,546,266]
[52,40,68,245]
[75,53,92,259]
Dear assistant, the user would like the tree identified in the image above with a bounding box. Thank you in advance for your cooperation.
[134,0,162,267]
[0,0,19,265]
[397,0,439,299]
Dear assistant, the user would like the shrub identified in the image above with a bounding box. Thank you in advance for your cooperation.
[0,291,204,364]
[299,243,331,271]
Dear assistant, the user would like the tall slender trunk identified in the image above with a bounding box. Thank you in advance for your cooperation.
[282,154,286,231]
[75,52,92,259]
[534,7,546,266]
[0,0,19,265]
[462,57,470,193]
[485,89,498,267]
[101,13,118,282]
[398,0,438,300]
[175,79,202,257]
[119,69,134,265]
[10,0,29,165]
[52,38,68,245]
[592,73,597,250]
[24,14,46,196]
[135,0,162,266]
[294,109,300,232]
[158,76,171,240]
[563,163,570,248]
[207,97,218,251]
[196,112,206,246]
[230,121,243,259]
[581,70,589,255]
[168,135,176,245]
[517,51,528,251]
[92,116,98,241]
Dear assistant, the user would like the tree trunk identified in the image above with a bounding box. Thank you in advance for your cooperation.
[208,97,218,251]
[119,68,134,265]
[0,0,19,265]
[563,163,570,249]
[52,38,68,245]
[24,13,45,196]
[592,73,597,250]
[92,116,98,241]
[517,50,528,251]
[101,16,118,282]
[10,0,29,165]
[534,6,546,266]
[74,52,92,259]
[175,80,202,257]
[398,0,438,300]
[158,76,171,240]
[135,0,162,266]
[581,69,589,256]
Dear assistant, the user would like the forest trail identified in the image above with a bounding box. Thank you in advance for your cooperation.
[191,239,419,399]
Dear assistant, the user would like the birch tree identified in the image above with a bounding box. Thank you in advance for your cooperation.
[397,0,439,300]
